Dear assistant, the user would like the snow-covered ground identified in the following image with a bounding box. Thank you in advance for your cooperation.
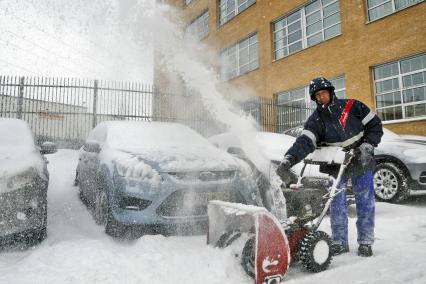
[1,149,426,284]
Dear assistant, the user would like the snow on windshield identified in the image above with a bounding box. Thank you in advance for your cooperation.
[103,121,211,150]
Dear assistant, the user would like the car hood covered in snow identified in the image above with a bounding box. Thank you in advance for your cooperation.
[89,121,246,174]
[103,145,243,173]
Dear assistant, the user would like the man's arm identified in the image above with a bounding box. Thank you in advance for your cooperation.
[285,112,324,165]
[354,100,383,146]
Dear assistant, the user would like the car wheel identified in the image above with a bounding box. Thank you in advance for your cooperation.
[74,171,79,186]
[25,227,47,246]
[374,162,410,203]
[94,189,108,225]
[105,205,127,238]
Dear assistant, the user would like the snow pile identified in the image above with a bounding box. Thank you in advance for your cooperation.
[1,150,426,284]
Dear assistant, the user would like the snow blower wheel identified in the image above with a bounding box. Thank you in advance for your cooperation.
[297,231,332,273]
[241,236,256,278]
[216,230,242,248]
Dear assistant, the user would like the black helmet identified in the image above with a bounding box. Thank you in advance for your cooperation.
[309,77,335,101]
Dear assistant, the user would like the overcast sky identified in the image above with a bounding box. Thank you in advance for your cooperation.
[0,0,153,83]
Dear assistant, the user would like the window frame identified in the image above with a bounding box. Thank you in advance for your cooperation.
[276,75,346,131]
[218,0,256,26]
[272,0,342,61]
[220,33,259,81]
[186,10,209,41]
[373,53,426,123]
[366,0,424,22]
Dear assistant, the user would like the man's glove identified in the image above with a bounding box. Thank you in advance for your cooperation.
[358,142,374,168]
[276,155,295,186]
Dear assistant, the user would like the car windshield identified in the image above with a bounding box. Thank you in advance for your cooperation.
[0,119,35,148]
[105,122,211,150]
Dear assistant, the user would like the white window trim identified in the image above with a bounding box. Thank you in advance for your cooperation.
[366,0,425,23]
[186,10,209,41]
[273,0,342,61]
[220,33,258,80]
[219,0,256,26]
[373,53,426,122]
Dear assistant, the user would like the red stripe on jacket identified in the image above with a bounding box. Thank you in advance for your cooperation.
[339,99,354,128]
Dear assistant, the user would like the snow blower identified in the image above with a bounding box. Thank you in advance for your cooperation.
[207,147,355,284]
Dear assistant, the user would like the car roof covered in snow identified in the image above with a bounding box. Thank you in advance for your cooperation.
[89,121,214,150]
[0,118,35,148]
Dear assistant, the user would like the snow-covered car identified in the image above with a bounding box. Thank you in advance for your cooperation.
[75,121,256,238]
[209,131,325,179]
[284,126,426,203]
[0,118,50,247]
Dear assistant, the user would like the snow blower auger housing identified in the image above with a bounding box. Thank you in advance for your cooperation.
[207,147,355,284]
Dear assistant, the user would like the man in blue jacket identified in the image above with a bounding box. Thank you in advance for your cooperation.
[276,77,383,257]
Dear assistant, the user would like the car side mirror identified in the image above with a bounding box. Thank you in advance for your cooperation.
[227,147,246,158]
[83,141,101,153]
[40,141,57,155]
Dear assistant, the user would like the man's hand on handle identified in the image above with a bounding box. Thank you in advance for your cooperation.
[358,142,374,168]
[276,155,295,187]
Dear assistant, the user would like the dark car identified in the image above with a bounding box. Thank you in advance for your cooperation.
[284,126,426,203]
[0,118,55,247]
[75,121,256,238]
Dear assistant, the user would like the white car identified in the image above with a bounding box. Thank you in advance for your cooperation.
[284,127,426,203]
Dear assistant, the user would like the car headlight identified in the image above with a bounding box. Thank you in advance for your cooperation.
[0,168,37,192]
[115,159,163,184]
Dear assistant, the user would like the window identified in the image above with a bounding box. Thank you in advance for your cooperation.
[374,53,426,122]
[220,33,258,80]
[367,0,424,21]
[276,76,346,131]
[186,11,209,40]
[273,0,341,60]
[219,0,256,26]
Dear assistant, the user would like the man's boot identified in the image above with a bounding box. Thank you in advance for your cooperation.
[331,243,349,256]
[358,244,373,257]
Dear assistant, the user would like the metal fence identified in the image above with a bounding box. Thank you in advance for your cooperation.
[0,76,212,147]
[0,75,313,147]
[242,97,314,133]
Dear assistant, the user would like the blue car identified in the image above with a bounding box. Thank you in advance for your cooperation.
[75,121,256,238]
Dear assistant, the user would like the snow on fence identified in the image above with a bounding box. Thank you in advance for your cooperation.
[0,75,313,147]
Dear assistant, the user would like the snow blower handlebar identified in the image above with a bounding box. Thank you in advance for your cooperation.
[311,148,355,231]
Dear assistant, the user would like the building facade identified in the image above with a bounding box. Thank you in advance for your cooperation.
[164,0,426,135]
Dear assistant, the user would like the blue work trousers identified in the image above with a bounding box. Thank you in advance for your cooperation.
[330,170,375,246]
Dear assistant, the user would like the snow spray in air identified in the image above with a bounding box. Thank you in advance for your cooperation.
[130,1,271,176]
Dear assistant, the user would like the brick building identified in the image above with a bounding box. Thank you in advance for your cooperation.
[160,0,426,135]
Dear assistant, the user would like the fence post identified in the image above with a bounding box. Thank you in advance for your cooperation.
[92,80,98,128]
[17,76,25,119]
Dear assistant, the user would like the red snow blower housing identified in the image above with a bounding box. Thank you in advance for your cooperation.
[207,147,354,284]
